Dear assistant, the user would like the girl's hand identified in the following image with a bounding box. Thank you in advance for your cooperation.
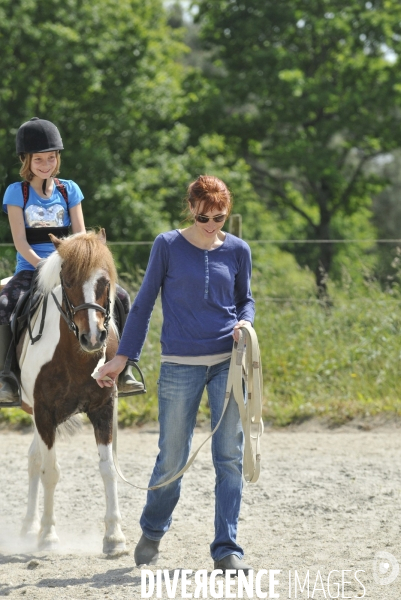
[94,354,128,388]
[233,320,252,342]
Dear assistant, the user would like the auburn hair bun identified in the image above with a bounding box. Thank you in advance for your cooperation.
[187,175,232,216]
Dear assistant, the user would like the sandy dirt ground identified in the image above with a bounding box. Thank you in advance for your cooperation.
[1,418,401,599]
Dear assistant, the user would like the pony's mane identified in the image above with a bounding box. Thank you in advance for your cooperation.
[37,231,118,296]
[38,251,62,294]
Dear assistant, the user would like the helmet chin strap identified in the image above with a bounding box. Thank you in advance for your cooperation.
[42,178,47,196]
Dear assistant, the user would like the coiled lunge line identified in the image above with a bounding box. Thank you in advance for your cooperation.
[111,323,264,490]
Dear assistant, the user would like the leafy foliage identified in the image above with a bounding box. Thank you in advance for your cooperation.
[193,0,401,289]
[2,0,401,429]
[0,0,183,245]
[0,0,263,274]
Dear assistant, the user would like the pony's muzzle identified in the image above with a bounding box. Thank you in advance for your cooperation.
[79,329,107,352]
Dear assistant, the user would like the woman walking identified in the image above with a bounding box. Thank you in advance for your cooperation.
[96,175,255,574]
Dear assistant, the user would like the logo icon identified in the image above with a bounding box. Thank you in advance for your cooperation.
[373,551,399,585]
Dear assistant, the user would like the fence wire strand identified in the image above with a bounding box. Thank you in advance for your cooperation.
[1,238,400,247]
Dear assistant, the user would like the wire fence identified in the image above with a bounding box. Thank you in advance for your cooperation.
[249,239,401,244]
[1,238,401,247]
[0,238,399,304]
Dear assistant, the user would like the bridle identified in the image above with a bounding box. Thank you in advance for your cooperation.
[51,272,111,340]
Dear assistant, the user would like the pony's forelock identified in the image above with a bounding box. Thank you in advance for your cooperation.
[36,231,118,298]
[57,231,118,294]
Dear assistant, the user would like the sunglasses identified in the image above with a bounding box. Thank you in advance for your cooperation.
[195,214,227,224]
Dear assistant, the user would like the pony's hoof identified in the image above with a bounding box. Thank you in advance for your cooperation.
[38,534,60,552]
[103,537,127,555]
[20,521,40,540]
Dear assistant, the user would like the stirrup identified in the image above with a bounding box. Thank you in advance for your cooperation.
[0,371,22,408]
[117,361,146,397]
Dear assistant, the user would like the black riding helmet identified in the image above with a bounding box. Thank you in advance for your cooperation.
[16,117,64,155]
[16,117,64,195]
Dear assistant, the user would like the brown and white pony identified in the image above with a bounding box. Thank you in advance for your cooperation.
[18,229,126,554]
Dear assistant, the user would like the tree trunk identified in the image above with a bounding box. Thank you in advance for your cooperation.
[314,208,333,302]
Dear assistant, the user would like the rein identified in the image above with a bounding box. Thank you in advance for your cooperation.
[111,323,264,491]
[51,273,111,339]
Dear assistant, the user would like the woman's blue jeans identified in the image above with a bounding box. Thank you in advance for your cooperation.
[139,359,245,561]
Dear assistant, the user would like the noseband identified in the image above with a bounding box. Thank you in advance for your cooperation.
[51,273,111,340]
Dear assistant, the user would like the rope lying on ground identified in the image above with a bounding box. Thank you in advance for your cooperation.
[111,323,264,490]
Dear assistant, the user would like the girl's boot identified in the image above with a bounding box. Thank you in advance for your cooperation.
[0,324,20,406]
[118,364,145,397]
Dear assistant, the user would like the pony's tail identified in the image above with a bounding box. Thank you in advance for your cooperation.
[56,415,83,439]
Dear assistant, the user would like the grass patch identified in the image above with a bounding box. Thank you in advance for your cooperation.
[108,289,401,428]
[258,294,401,426]
[2,248,401,428]
[0,407,33,429]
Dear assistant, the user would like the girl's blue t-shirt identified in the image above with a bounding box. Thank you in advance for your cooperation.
[3,180,84,273]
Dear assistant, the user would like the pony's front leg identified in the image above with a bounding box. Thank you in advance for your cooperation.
[21,427,41,541]
[97,442,126,555]
[37,435,60,551]
[89,402,126,555]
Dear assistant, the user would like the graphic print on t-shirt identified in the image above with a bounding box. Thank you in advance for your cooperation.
[25,204,65,227]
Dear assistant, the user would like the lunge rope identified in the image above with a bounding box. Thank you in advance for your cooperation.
[111,323,264,490]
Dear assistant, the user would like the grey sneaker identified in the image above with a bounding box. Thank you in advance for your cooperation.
[214,554,252,575]
[134,534,160,566]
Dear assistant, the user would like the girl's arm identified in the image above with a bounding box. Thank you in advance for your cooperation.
[69,203,86,234]
[7,205,42,268]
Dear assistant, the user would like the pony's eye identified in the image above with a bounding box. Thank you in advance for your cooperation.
[64,280,72,289]
[95,276,109,299]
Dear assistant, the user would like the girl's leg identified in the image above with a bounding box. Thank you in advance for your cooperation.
[114,284,144,395]
[207,359,245,562]
[0,270,34,325]
[0,270,35,404]
[115,283,130,318]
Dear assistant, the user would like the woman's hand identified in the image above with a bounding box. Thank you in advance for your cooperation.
[94,354,128,388]
[233,320,252,342]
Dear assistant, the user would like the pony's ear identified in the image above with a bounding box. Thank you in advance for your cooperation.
[98,228,107,244]
[49,234,61,248]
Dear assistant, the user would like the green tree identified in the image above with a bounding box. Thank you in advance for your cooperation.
[193,0,401,294]
[0,0,262,275]
[0,0,187,247]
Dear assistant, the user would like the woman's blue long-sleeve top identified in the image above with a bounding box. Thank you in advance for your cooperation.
[118,230,255,361]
